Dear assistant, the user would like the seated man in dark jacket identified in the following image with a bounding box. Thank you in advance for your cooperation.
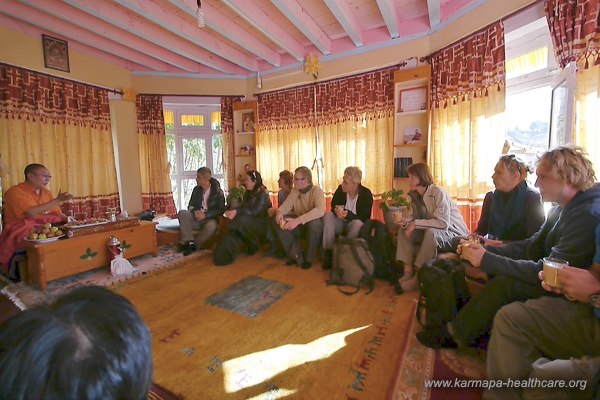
[177,167,226,255]
[322,166,373,269]
[418,146,600,349]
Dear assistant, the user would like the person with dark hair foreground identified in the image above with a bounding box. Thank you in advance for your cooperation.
[0,286,153,400]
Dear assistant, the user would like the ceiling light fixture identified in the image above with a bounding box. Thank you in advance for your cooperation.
[196,0,205,28]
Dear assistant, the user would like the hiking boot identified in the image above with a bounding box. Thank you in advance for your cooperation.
[182,241,196,256]
[300,261,312,269]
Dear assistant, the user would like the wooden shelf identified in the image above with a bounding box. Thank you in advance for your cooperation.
[395,110,427,116]
[236,131,255,135]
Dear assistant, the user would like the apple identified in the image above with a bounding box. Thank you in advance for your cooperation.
[38,234,47,240]
[51,226,59,232]
[43,223,52,229]
[29,233,38,240]
[42,228,51,234]
[55,230,63,236]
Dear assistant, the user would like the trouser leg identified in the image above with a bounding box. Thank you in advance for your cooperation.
[194,219,218,248]
[452,275,545,346]
[305,218,323,263]
[177,210,198,243]
[396,228,423,265]
[277,225,296,257]
[485,297,600,400]
[345,220,364,240]
[322,212,337,249]
[414,228,438,269]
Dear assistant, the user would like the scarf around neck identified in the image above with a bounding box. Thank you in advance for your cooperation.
[488,180,528,240]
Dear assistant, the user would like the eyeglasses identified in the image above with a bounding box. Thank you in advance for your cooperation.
[34,173,52,179]
[248,170,258,181]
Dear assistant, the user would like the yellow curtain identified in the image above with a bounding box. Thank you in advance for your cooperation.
[430,87,505,201]
[136,95,176,214]
[0,63,119,218]
[319,113,392,194]
[0,118,118,198]
[256,125,317,191]
[573,61,600,177]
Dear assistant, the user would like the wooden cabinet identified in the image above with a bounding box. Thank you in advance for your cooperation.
[232,100,257,184]
[393,65,431,192]
[24,221,157,290]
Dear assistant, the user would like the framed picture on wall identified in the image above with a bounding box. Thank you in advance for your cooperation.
[241,112,255,132]
[42,34,70,72]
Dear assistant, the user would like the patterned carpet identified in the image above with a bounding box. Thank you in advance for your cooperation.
[0,245,209,308]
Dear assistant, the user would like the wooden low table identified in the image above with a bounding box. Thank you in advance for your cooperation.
[24,220,158,291]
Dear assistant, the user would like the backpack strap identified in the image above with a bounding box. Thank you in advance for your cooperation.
[348,239,371,275]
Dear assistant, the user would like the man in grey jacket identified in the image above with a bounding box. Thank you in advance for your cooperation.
[418,146,600,349]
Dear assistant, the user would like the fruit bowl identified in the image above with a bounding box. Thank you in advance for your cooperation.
[24,234,65,243]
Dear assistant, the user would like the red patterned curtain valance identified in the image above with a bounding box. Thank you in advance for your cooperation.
[315,66,397,124]
[257,86,316,130]
[221,96,240,135]
[136,95,165,135]
[257,64,400,129]
[0,63,111,130]
[545,0,599,69]
[430,22,505,108]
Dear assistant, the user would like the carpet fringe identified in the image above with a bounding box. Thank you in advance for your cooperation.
[1,285,27,310]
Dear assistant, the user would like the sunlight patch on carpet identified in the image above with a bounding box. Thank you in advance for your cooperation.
[222,325,369,393]
[205,275,293,318]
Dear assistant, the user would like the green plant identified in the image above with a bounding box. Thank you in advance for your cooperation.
[227,185,246,203]
[379,188,409,211]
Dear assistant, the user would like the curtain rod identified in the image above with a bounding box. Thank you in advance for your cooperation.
[0,62,123,95]
[252,59,413,97]
[141,93,244,98]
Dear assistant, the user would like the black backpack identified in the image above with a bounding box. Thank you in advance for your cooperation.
[416,257,471,331]
[358,219,398,283]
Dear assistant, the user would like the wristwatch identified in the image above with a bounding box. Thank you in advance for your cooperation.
[590,290,600,309]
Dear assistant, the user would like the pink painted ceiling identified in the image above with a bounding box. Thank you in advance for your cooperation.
[1,0,482,78]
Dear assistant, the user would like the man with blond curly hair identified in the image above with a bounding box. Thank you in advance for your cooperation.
[419,146,600,350]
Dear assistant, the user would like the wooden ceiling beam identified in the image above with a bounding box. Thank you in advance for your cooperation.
[323,0,364,47]
[375,0,401,39]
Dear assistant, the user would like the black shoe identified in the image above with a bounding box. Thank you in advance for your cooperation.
[301,261,312,270]
[285,258,297,266]
[182,242,196,256]
[392,280,403,295]
[416,326,458,349]
[322,249,333,270]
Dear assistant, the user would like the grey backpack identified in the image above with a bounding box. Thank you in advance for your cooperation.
[327,237,375,295]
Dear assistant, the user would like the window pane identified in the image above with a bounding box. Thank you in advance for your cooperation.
[166,134,177,175]
[182,138,206,171]
[212,134,223,175]
[211,111,221,130]
[164,110,175,131]
[506,47,548,80]
[506,86,551,185]
[171,177,180,210]
[550,81,568,148]
[181,114,204,127]
[182,179,197,210]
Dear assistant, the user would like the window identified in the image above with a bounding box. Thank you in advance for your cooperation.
[504,14,567,185]
[163,98,225,211]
